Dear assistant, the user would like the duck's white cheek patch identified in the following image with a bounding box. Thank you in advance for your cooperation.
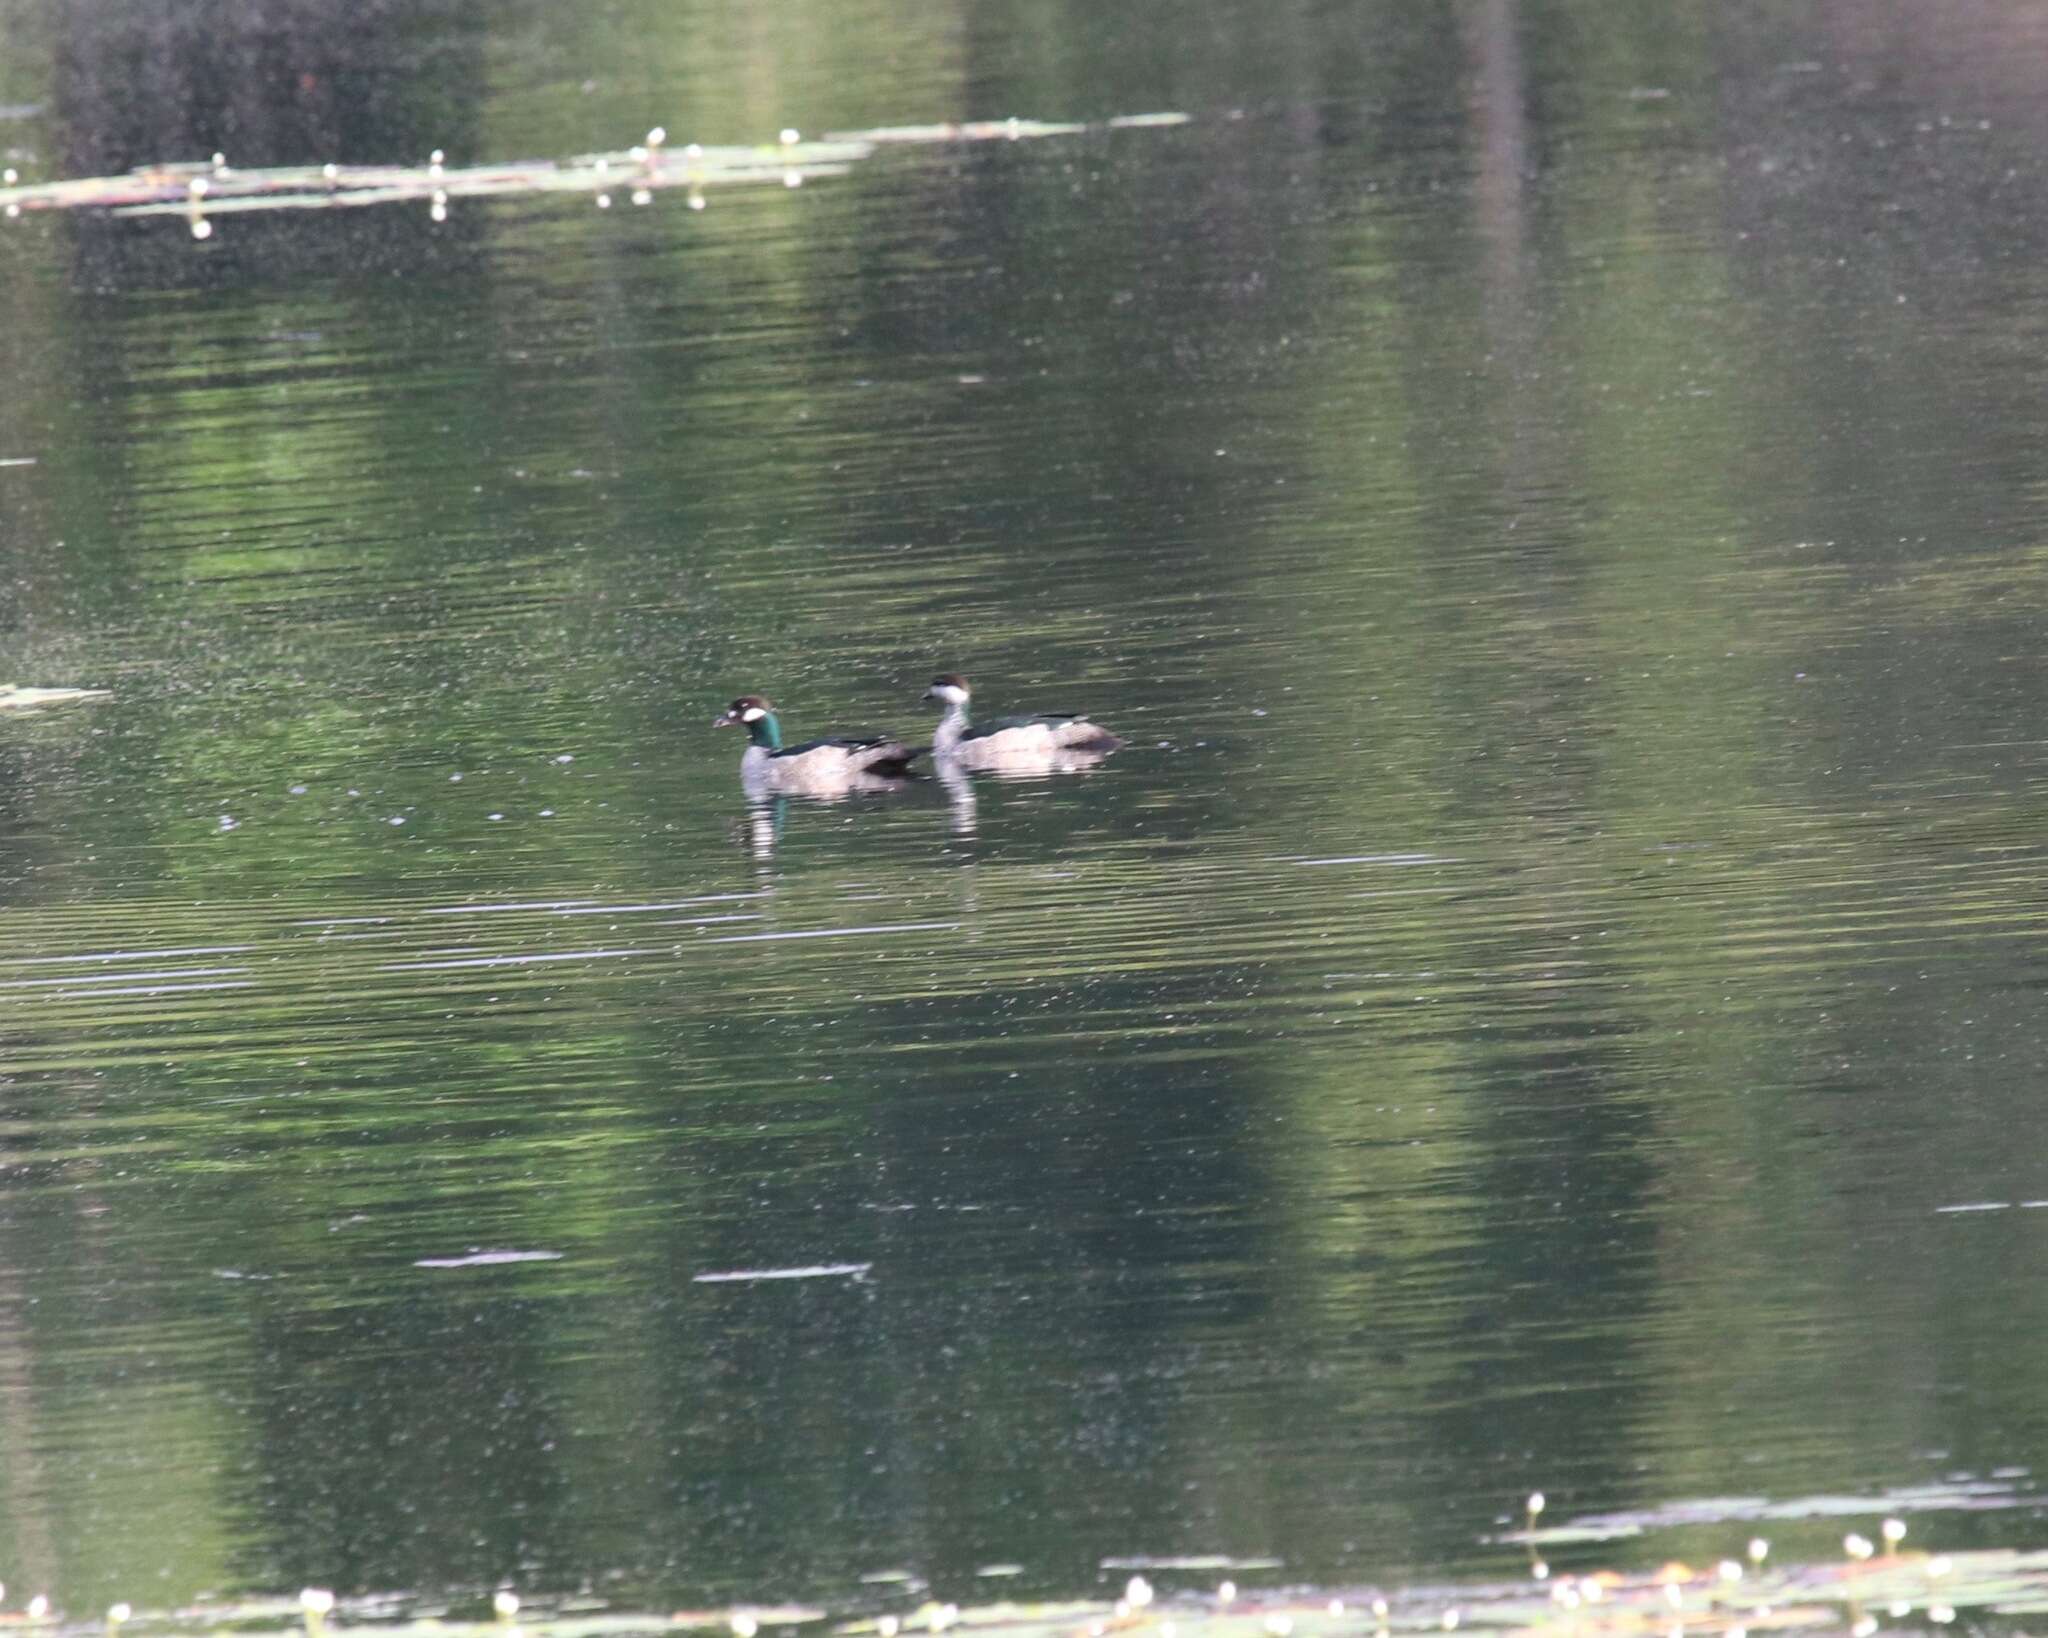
[742,706,766,722]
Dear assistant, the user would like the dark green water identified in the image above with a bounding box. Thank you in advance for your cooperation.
[4,0,2048,1615]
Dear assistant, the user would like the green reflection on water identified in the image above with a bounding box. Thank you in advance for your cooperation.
[5,0,2048,1619]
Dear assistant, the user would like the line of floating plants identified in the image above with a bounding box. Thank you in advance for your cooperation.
[19,1507,2048,1638]
[0,114,1190,233]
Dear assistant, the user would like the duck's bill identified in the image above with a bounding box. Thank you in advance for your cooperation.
[712,712,738,727]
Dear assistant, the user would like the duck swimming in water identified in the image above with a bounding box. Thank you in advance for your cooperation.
[713,694,922,795]
[922,674,1124,770]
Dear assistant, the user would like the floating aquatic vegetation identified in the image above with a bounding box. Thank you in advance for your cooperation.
[0,114,1190,230]
[1508,1479,2035,1545]
[24,1539,2048,1638]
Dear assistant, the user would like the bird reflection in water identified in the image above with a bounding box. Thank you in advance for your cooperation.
[935,749,1119,839]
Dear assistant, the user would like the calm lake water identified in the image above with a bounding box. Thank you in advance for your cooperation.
[4,0,2048,1616]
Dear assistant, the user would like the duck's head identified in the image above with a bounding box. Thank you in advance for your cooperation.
[924,673,971,708]
[712,694,776,729]
[714,695,784,747]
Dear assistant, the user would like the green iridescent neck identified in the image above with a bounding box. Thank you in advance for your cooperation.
[747,711,782,750]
